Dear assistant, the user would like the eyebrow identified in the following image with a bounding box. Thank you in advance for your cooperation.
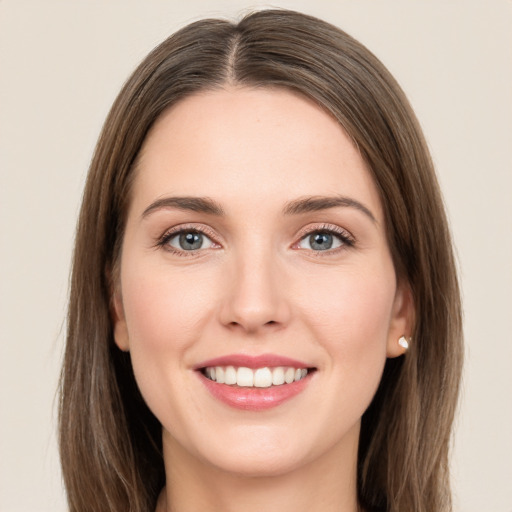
[141,194,376,223]
[283,195,377,223]
[141,196,225,218]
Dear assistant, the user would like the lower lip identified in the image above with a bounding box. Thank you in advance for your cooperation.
[198,372,312,411]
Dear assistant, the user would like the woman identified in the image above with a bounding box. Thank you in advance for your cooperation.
[59,9,463,512]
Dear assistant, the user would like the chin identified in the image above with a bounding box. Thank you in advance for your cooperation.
[205,445,307,479]
[167,422,313,478]
[202,421,349,479]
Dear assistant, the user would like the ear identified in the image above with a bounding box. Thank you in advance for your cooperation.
[111,289,130,352]
[386,280,415,358]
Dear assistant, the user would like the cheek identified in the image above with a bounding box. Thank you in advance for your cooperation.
[303,262,394,326]
[121,262,217,355]
[119,261,220,424]
[296,260,396,377]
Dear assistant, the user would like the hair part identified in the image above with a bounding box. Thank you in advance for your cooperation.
[60,9,463,512]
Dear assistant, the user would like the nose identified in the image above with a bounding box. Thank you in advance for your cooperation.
[219,248,291,334]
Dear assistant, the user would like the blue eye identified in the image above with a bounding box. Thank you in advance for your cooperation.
[297,231,347,251]
[167,230,215,251]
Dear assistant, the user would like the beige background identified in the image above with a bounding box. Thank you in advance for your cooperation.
[1,1,511,511]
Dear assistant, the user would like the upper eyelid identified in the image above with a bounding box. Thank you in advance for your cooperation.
[161,223,218,239]
[295,223,354,240]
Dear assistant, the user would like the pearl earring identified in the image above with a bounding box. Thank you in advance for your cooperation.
[398,336,410,350]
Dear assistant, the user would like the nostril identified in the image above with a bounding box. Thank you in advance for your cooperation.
[227,319,280,331]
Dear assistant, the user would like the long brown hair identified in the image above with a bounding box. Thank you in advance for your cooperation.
[59,9,463,512]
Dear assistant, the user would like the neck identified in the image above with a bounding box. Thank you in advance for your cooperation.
[158,424,361,512]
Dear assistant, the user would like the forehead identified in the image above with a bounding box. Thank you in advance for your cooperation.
[131,87,383,221]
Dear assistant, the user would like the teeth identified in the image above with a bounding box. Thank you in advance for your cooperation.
[224,366,237,385]
[203,366,310,387]
[237,367,254,387]
[284,367,295,384]
[215,367,225,384]
[254,367,272,388]
[272,367,285,385]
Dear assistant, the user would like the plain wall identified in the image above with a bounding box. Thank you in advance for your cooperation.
[1,1,511,511]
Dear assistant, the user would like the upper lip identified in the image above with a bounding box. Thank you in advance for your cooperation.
[194,353,313,370]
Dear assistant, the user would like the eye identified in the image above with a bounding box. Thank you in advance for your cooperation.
[163,229,217,252]
[296,227,353,252]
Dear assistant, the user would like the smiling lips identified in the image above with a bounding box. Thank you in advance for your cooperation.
[196,354,315,411]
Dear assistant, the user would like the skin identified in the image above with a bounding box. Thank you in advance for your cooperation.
[112,87,412,512]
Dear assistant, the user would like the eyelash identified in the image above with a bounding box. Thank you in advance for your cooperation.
[294,224,355,254]
[155,224,219,257]
[155,223,355,257]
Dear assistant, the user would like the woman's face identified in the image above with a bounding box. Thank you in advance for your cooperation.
[113,88,411,477]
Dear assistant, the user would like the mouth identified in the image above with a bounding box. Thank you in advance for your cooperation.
[195,354,317,411]
[200,365,313,388]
